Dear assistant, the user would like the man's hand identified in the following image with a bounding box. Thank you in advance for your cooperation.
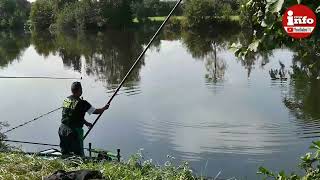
[103,104,110,111]
[85,121,93,129]
[93,104,110,114]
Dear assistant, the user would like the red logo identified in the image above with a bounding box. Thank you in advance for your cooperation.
[282,5,317,39]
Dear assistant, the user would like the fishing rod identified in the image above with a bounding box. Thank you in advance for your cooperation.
[1,139,90,150]
[83,0,183,140]
[0,76,82,80]
[3,107,63,134]
[2,139,60,147]
[1,139,121,161]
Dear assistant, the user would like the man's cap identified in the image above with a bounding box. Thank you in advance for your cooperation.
[71,82,82,92]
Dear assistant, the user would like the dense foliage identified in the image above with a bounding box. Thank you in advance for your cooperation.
[30,0,134,30]
[131,0,183,22]
[0,0,30,29]
[258,141,320,179]
[30,0,55,30]
[27,0,243,30]
[0,152,196,180]
[183,0,241,28]
[55,0,99,30]
[28,0,184,31]
[234,0,319,79]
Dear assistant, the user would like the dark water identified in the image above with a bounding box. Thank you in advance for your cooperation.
[0,26,319,179]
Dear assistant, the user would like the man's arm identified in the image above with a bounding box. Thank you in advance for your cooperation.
[92,104,110,114]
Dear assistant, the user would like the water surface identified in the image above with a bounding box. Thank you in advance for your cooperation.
[0,27,319,179]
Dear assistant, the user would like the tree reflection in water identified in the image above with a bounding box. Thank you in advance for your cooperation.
[1,23,319,130]
[0,31,30,68]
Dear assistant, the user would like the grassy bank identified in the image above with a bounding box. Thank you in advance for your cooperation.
[149,16,185,22]
[0,152,196,180]
[133,15,239,23]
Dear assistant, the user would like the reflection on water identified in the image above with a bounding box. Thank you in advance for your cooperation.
[0,31,30,68]
[0,24,319,179]
[31,30,148,89]
[285,79,320,139]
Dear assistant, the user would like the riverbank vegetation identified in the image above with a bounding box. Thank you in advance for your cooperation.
[2,141,320,179]
[1,0,242,31]
[258,141,320,179]
[0,152,195,179]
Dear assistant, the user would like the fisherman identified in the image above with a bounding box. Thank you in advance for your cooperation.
[59,82,109,156]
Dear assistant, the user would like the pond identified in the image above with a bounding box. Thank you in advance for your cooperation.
[0,25,319,179]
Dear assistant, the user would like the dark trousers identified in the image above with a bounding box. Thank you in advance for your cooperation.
[58,124,84,156]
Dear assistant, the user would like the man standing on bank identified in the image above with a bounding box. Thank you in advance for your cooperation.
[59,82,109,156]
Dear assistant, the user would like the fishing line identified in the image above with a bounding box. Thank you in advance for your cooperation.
[0,76,82,80]
[83,0,183,140]
[3,90,137,134]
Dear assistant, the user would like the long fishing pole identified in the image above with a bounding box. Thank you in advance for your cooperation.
[2,139,60,147]
[83,0,183,140]
[1,139,90,150]
[3,107,63,134]
[0,76,82,80]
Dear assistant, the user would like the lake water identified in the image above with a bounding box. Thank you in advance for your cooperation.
[0,26,319,179]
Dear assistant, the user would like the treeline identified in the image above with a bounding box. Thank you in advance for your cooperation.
[31,0,133,30]
[0,0,184,30]
[132,0,183,22]
[183,0,241,27]
[30,0,184,31]
[1,0,243,31]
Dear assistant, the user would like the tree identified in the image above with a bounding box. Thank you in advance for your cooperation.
[131,0,149,22]
[131,0,183,22]
[55,0,99,30]
[99,0,133,27]
[234,0,319,79]
[183,0,220,27]
[0,0,30,29]
[30,0,55,30]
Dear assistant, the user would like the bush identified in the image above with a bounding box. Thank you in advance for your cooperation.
[258,141,320,179]
[55,0,100,31]
[30,0,55,30]
[55,3,77,30]
[0,0,30,29]
[183,0,220,28]
[99,0,133,27]
[221,4,233,20]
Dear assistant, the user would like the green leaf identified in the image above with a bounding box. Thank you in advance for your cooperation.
[258,167,269,174]
[297,0,301,4]
[248,40,261,52]
[310,141,320,150]
[316,6,320,13]
[268,0,285,13]
[278,170,287,179]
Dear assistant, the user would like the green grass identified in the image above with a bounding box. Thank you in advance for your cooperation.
[229,15,240,21]
[133,15,239,23]
[133,16,185,23]
[0,152,198,180]
[148,16,185,22]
